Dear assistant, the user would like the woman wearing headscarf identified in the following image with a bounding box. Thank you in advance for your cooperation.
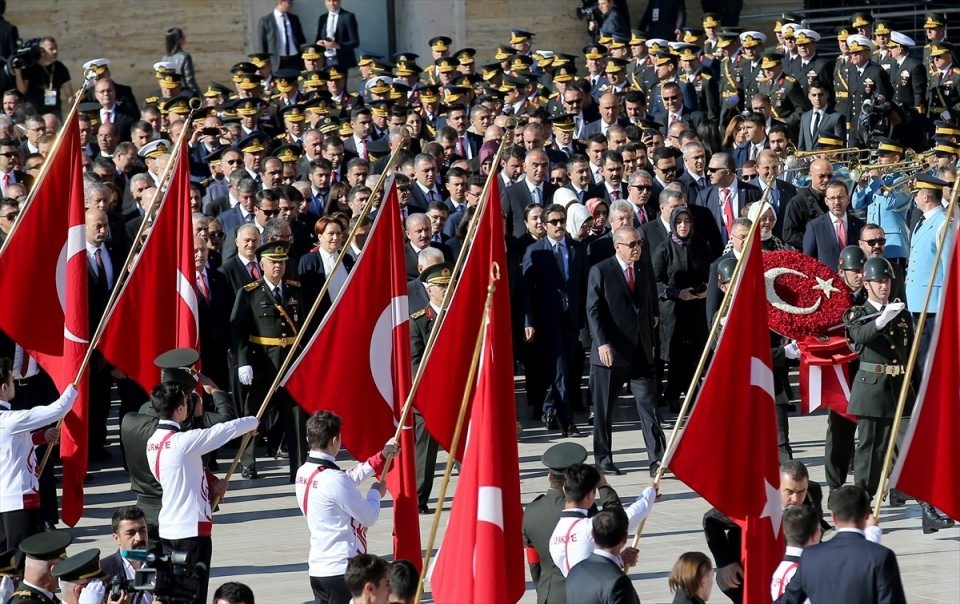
[746,200,788,251]
[653,206,712,411]
[565,203,596,244]
[586,197,610,238]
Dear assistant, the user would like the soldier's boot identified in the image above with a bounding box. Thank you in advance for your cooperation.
[921,503,955,534]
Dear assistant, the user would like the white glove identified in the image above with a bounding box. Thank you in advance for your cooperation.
[784,341,801,360]
[77,579,106,604]
[238,365,254,386]
[876,302,905,330]
[0,576,14,604]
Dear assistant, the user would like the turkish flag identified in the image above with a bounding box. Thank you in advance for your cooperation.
[797,336,857,421]
[429,274,524,604]
[413,175,512,460]
[98,135,199,391]
[889,225,960,520]
[0,111,90,526]
[665,233,784,604]
[283,180,421,565]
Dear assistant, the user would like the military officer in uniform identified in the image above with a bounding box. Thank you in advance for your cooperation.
[678,45,718,122]
[738,31,766,101]
[8,530,71,604]
[833,27,853,120]
[845,35,893,147]
[792,29,833,98]
[926,43,960,121]
[230,240,307,481]
[757,51,807,131]
[922,12,956,68]
[409,262,452,513]
[51,549,107,604]
[717,33,745,127]
[883,32,928,118]
[521,442,622,604]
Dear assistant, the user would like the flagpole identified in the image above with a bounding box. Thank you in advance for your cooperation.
[872,177,959,518]
[413,263,499,604]
[0,82,89,259]
[36,99,201,476]
[214,144,406,506]
[625,184,774,559]
[378,135,509,480]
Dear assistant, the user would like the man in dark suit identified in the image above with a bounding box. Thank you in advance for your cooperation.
[783,159,833,250]
[403,213,452,281]
[93,78,137,142]
[586,227,665,477]
[697,152,762,247]
[732,112,769,169]
[314,0,359,70]
[258,0,306,71]
[503,149,556,238]
[580,93,630,139]
[755,150,797,240]
[101,505,152,604]
[193,236,231,390]
[218,224,262,319]
[776,486,906,604]
[652,82,707,135]
[565,509,640,604]
[409,153,445,215]
[586,150,628,204]
[802,181,864,272]
[523,204,588,437]
[797,82,846,151]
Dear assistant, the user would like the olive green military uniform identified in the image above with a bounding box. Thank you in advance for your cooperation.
[927,66,960,119]
[410,304,440,511]
[6,584,56,604]
[758,71,807,129]
[718,54,745,127]
[230,275,307,480]
[682,68,719,122]
[833,57,852,121]
[845,301,914,495]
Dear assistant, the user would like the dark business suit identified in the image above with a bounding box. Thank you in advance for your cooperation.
[217,205,250,241]
[776,531,906,604]
[565,552,640,604]
[408,182,444,215]
[258,10,306,70]
[586,182,628,205]
[652,107,707,135]
[797,108,846,151]
[502,180,557,239]
[196,269,231,389]
[87,242,123,458]
[522,236,588,428]
[759,179,796,241]
[586,257,664,469]
[100,551,151,604]
[314,9,359,69]
[732,139,769,169]
[802,213,865,272]
[698,181,762,246]
[404,241,453,281]
[296,251,355,321]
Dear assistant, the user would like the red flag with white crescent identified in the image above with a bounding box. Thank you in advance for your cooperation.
[283,180,421,565]
[98,134,199,391]
[0,111,90,525]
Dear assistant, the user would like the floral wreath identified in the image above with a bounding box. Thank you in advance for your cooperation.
[762,250,851,339]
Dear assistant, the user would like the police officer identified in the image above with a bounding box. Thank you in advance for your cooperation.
[230,240,307,481]
[845,257,954,534]
[409,262,452,513]
[522,443,622,604]
[8,530,71,604]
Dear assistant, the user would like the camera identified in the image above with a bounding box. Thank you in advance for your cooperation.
[108,574,135,602]
[576,1,599,21]
[857,98,893,145]
[127,550,206,604]
[9,38,43,71]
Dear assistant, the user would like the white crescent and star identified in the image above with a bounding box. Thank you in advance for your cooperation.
[370,295,409,418]
[55,224,89,344]
[764,267,840,315]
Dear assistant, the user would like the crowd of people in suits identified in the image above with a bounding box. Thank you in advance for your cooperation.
[0,0,956,601]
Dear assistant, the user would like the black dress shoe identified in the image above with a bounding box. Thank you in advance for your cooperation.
[600,463,624,476]
[418,503,433,514]
[241,466,259,479]
[587,409,595,426]
[922,503,955,534]
[888,488,908,506]
[649,461,661,479]
[565,423,581,436]
[541,410,557,430]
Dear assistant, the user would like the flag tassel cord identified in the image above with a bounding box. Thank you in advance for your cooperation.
[626,182,775,561]
[379,134,511,480]
[215,143,407,509]
[872,175,959,518]
[413,264,499,604]
[37,97,203,476]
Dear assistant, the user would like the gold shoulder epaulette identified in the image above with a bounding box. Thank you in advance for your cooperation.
[243,281,260,291]
[410,309,427,319]
[286,279,301,287]
[701,72,712,80]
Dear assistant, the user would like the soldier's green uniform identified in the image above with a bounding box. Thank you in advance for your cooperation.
[757,56,808,130]
[8,531,71,604]
[521,443,623,604]
[845,258,914,496]
[230,241,306,481]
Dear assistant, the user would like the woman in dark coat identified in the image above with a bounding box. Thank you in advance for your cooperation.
[653,206,712,410]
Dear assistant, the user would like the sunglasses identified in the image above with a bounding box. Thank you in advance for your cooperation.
[657,166,677,174]
[861,237,886,247]
[0,152,17,159]
[258,208,281,217]
[662,95,679,101]
[208,231,226,239]
[397,185,411,192]
[706,166,728,173]
[546,218,566,226]
[630,184,652,191]
[0,211,18,220]
[616,240,642,248]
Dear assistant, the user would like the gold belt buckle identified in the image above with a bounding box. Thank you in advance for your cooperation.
[279,336,289,347]
[886,365,901,376]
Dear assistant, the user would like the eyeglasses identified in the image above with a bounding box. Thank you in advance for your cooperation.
[225,159,242,165]
[861,237,886,247]
[0,211,18,220]
[616,240,642,248]
[743,174,758,180]
[706,166,728,173]
[0,152,17,158]
[546,218,566,226]
[550,177,566,184]
[662,95,679,101]
[397,185,411,192]
[657,166,677,174]
[208,231,225,239]
[824,196,847,202]
[258,208,281,217]
[630,184,652,191]
[563,98,582,105]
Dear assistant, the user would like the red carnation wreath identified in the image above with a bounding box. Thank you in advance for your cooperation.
[762,251,851,339]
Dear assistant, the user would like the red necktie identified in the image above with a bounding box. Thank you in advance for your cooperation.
[625,265,635,292]
[249,262,262,280]
[197,272,211,303]
[2,173,9,191]
[721,187,734,237]
[103,110,111,125]
[637,209,647,225]
[836,219,847,247]
[456,136,465,156]
[611,189,620,200]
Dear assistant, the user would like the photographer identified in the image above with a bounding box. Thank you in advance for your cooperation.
[146,382,257,604]
[589,0,630,40]
[120,349,236,542]
[101,506,151,604]
[12,36,73,118]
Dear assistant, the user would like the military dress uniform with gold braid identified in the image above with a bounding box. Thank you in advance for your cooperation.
[758,70,807,128]
[229,242,307,481]
[834,56,852,120]
[883,55,928,116]
[683,68,719,122]
[927,63,960,120]
[844,300,914,496]
[718,54,745,126]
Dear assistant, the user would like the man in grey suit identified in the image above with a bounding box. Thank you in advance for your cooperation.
[565,509,640,604]
[797,81,846,151]
[258,0,306,71]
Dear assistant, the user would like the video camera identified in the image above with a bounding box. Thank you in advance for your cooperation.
[122,549,206,604]
[576,1,600,21]
[9,38,42,71]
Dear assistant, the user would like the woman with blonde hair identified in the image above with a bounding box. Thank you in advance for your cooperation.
[668,551,714,604]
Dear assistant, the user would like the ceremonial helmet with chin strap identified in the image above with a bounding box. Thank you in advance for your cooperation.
[863,257,895,281]
[838,245,867,272]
